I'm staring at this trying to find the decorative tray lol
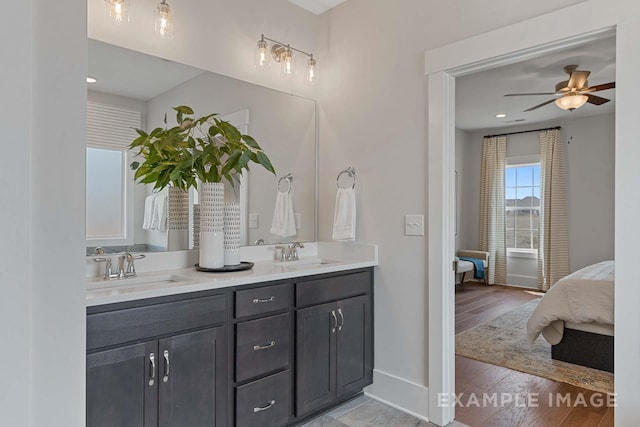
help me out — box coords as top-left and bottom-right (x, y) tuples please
(194, 261), (255, 273)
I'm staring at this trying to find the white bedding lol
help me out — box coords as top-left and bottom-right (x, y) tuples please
(526, 260), (615, 345)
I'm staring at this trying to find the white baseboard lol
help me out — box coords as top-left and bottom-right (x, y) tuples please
(364, 369), (430, 421)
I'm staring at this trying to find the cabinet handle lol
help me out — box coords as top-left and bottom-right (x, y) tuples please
(337, 308), (344, 331)
(253, 341), (276, 351)
(253, 400), (276, 413)
(162, 350), (170, 383)
(331, 310), (337, 333)
(148, 353), (156, 386)
(252, 296), (275, 304)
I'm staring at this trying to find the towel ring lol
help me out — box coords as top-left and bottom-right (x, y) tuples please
(336, 167), (356, 189)
(277, 173), (293, 194)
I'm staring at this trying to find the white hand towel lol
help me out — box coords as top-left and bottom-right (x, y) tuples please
(151, 195), (167, 231)
(332, 187), (356, 241)
(142, 195), (155, 230)
(270, 191), (297, 237)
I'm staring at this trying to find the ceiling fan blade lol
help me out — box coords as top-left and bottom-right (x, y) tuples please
(504, 93), (557, 97)
(568, 70), (590, 89)
(586, 94), (610, 105)
(587, 82), (615, 92)
(524, 99), (557, 112)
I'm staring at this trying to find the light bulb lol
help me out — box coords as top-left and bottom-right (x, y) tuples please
(555, 93), (588, 111)
(255, 38), (270, 69)
(154, 1), (174, 39)
(281, 47), (295, 78)
(306, 56), (317, 84)
(105, 0), (129, 23)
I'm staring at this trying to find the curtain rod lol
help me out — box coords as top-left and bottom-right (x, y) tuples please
(484, 126), (561, 139)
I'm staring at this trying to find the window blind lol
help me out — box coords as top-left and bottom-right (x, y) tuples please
(87, 101), (142, 148)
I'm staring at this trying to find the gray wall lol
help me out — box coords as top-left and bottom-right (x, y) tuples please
(456, 112), (615, 287)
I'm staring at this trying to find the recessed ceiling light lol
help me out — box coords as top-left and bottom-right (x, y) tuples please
(86, 77), (97, 83)
(495, 113), (507, 118)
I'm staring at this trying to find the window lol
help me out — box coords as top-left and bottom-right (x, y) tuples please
(505, 164), (540, 251)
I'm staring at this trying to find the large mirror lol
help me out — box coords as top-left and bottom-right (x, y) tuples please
(86, 39), (317, 255)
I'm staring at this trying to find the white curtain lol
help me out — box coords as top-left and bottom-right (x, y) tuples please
(538, 129), (569, 291)
(479, 136), (507, 285)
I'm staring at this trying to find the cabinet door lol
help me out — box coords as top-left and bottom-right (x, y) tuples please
(295, 301), (337, 416)
(87, 341), (158, 427)
(336, 295), (372, 398)
(158, 327), (227, 427)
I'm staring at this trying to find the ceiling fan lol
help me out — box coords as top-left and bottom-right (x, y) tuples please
(504, 65), (615, 112)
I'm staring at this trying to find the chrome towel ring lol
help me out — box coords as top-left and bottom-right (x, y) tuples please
(277, 173), (293, 194)
(336, 167), (356, 189)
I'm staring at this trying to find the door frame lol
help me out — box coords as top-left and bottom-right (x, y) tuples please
(425, 1), (640, 425)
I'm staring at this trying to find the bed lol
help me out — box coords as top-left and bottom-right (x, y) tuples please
(526, 260), (614, 372)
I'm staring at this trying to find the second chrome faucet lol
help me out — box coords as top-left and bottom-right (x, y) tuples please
(274, 242), (305, 262)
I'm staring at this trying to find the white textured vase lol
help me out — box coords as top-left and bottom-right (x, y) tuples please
(167, 187), (189, 251)
(199, 182), (225, 268)
(224, 203), (241, 266)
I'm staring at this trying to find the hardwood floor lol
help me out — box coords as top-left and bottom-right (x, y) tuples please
(455, 283), (614, 427)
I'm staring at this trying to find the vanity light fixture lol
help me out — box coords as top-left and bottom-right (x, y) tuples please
(105, 0), (130, 23)
(154, 0), (174, 39)
(255, 34), (318, 84)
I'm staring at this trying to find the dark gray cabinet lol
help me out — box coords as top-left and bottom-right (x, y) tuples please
(295, 270), (373, 419)
(86, 293), (228, 427)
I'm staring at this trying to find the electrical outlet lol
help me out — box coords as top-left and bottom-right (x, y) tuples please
(405, 215), (424, 236)
(249, 213), (259, 229)
(295, 213), (302, 229)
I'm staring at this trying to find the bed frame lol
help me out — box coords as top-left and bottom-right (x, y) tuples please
(551, 328), (614, 373)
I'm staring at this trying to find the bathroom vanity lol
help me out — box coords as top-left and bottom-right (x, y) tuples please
(86, 252), (375, 427)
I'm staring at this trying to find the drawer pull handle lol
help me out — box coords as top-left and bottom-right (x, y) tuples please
(338, 308), (344, 331)
(148, 353), (156, 386)
(162, 350), (170, 383)
(253, 296), (276, 304)
(331, 310), (338, 333)
(253, 341), (276, 351)
(253, 400), (276, 413)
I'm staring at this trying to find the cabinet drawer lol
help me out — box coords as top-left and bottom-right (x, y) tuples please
(87, 295), (226, 350)
(236, 313), (290, 383)
(236, 370), (290, 427)
(296, 270), (371, 307)
(235, 283), (290, 318)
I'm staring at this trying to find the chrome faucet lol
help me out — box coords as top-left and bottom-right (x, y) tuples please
(93, 256), (118, 280)
(286, 242), (305, 261)
(118, 252), (146, 278)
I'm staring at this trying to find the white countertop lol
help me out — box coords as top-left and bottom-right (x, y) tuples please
(86, 243), (378, 307)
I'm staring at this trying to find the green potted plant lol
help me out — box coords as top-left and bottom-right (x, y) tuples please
(129, 105), (276, 267)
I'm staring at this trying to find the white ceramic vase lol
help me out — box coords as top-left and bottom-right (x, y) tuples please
(224, 203), (241, 266)
(199, 182), (225, 268)
(167, 186), (189, 251)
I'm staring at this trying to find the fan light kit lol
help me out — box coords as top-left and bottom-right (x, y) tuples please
(255, 34), (318, 84)
(104, 0), (174, 39)
(505, 65), (615, 112)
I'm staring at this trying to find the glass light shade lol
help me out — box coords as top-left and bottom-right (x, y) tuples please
(555, 94), (588, 111)
(306, 57), (318, 84)
(281, 48), (296, 78)
(105, 0), (130, 23)
(254, 39), (270, 69)
(154, 1), (174, 39)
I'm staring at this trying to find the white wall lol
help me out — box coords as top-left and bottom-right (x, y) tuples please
(0, 0), (87, 425)
(457, 113), (615, 287)
(316, 0), (587, 416)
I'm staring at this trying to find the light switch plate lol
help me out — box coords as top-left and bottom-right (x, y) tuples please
(249, 213), (259, 229)
(405, 215), (424, 236)
(295, 213), (302, 229)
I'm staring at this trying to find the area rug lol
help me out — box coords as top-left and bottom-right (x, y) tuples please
(455, 299), (614, 394)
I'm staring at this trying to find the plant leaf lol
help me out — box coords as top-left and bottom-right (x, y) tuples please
(256, 151), (275, 174)
(241, 135), (261, 150)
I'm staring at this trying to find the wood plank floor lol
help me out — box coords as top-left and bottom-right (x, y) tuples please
(455, 283), (614, 427)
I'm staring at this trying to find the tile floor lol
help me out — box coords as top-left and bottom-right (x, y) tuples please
(301, 395), (469, 427)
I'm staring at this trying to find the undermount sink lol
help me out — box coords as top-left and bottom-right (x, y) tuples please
(273, 257), (338, 267)
(87, 274), (193, 291)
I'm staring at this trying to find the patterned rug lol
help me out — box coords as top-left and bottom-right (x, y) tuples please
(455, 299), (614, 394)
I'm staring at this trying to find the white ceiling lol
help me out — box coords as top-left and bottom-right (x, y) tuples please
(455, 37), (616, 131)
(88, 39), (204, 101)
(288, 0), (348, 15)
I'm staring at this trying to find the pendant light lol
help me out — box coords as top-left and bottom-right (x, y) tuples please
(105, 0), (130, 23)
(254, 35), (270, 69)
(154, 0), (174, 39)
(306, 55), (317, 84)
(281, 46), (296, 78)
